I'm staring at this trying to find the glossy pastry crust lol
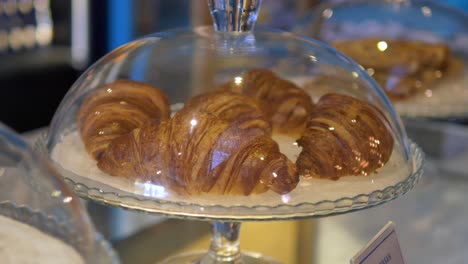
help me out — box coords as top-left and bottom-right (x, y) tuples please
(221, 69), (315, 134)
(296, 93), (394, 180)
(78, 80), (170, 159)
(97, 91), (299, 195)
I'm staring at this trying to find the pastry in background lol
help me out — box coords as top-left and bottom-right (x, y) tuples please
(331, 38), (464, 100)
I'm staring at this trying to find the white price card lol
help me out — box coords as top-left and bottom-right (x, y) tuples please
(351, 221), (405, 264)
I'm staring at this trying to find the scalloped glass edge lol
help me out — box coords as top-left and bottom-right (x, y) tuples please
(35, 133), (424, 221)
(0, 201), (120, 263)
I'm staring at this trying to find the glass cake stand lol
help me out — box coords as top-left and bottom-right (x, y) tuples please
(296, 0), (468, 119)
(37, 0), (424, 263)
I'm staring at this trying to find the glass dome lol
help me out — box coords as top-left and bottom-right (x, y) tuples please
(40, 1), (423, 220)
(0, 123), (118, 263)
(296, 0), (468, 118)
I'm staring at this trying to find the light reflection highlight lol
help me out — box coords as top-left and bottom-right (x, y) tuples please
(425, 89), (433, 98)
(63, 197), (73, 203)
(211, 150), (229, 169)
(190, 118), (198, 133)
(234, 76), (243, 85)
(322, 8), (333, 19)
(135, 180), (168, 198)
(421, 6), (432, 17)
(377, 41), (388, 52)
(51, 190), (62, 197)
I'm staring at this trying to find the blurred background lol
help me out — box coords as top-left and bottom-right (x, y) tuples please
(2, 1), (468, 263)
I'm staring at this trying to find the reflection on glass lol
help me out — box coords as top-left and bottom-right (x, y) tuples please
(297, 0), (468, 118)
(0, 123), (118, 263)
(376, 40), (388, 51)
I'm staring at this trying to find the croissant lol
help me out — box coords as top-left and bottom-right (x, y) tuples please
(97, 91), (299, 195)
(221, 69), (314, 134)
(296, 93), (394, 180)
(77, 80), (171, 159)
(372, 55), (465, 100)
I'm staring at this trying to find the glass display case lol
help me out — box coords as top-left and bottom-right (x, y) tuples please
(0, 123), (119, 263)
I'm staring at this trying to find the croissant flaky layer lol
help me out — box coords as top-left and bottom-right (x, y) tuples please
(78, 80), (171, 159)
(221, 69), (314, 134)
(296, 93), (394, 180)
(97, 91), (299, 195)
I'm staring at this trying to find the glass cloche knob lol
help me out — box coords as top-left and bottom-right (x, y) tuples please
(208, 0), (261, 32)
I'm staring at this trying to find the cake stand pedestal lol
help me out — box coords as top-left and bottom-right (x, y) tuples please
(161, 222), (279, 264)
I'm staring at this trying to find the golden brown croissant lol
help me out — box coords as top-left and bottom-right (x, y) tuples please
(77, 80), (170, 159)
(221, 69), (314, 134)
(97, 91), (299, 195)
(296, 93), (394, 180)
